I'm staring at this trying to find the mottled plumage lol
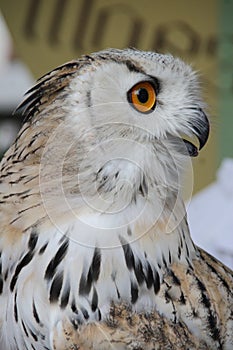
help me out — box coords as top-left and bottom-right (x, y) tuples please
(0, 48), (232, 350)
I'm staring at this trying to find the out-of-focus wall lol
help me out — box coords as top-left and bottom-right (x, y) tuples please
(219, 0), (233, 160)
(1, 0), (219, 193)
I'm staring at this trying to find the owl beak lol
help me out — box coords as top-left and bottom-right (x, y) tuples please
(182, 109), (210, 157)
(192, 109), (210, 150)
(167, 109), (209, 157)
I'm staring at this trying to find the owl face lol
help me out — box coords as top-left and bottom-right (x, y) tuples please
(66, 48), (209, 154)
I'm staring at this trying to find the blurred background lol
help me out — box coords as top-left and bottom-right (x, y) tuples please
(0, 0), (232, 267)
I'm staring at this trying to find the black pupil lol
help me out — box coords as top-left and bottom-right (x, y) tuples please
(137, 88), (149, 104)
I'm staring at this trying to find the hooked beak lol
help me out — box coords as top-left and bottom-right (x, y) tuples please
(166, 109), (210, 157)
(182, 108), (210, 157)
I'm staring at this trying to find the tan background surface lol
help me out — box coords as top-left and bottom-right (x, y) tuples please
(1, 0), (218, 194)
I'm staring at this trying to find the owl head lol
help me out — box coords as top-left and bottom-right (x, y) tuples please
(15, 48), (209, 230)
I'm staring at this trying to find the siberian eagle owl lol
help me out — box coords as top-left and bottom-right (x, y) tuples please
(0, 48), (232, 350)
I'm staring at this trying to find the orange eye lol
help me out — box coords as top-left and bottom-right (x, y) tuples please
(127, 81), (157, 114)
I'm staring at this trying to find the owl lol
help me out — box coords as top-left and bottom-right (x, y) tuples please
(0, 48), (232, 350)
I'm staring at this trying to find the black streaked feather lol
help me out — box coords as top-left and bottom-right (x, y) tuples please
(91, 287), (98, 312)
(60, 282), (70, 309)
(15, 61), (81, 123)
(153, 269), (160, 294)
(195, 275), (221, 342)
(39, 242), (48, 255)
(44, 239), (69, 280)
(29, 328), (38, 342)
(79, 248), (101, 295)
(10, 251), (35, 291)
(49, 271), (63, 303)
(145, 262), (154, 289)
(89, 247), (101, 282)
(21, 320), (29, 337)
(14, 292), (18, 323)
(28, 230), (38, 250)
(119, 236), (135, 270)
(32, 300), (40, 324)
(134, 260), (145, 285)
(168, 269), (181, 286)
(81, 307), (89, 320)
(131, 281), (139, 304)
(79, 272), (91, 295)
